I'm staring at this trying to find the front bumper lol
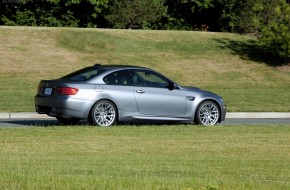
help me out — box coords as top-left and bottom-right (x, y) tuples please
(220, 104), (227, 122)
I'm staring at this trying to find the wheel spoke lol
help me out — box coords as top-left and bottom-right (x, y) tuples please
(97, 117), (102, 123)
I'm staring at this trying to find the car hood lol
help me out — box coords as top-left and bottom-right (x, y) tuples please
(180, 86), (221, 98)
(181, 86), (201, 91)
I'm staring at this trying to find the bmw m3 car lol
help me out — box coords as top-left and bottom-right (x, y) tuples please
(35, 64), (226, 126)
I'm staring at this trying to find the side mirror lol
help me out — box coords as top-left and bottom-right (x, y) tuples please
(168, 82), (176, 90)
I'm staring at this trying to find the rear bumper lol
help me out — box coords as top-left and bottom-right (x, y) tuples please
(34, 95), (95, 119)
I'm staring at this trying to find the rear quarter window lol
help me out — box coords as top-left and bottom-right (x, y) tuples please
(61, 67), (105, 81)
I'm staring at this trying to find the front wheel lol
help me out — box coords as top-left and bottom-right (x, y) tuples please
(90, 100), (117, 127)
(196, 100), (220, 126)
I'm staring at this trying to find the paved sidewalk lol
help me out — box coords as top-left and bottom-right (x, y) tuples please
(1, 112), (290, 119)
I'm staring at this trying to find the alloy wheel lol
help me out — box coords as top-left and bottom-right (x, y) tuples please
(92, 100), (117, 126)
(197, 101), (220, 126)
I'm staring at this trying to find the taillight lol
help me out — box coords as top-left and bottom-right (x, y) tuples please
(56, 87), (79, 95)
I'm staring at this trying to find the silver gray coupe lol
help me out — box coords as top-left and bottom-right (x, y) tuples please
(35, 64), (226, 126)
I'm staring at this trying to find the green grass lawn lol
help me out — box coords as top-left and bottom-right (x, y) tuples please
(1, 26), (289, 190)
(0, 125), (289, 190)
(0, 26), (290, 112)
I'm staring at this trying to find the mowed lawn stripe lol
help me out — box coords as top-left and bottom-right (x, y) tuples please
(0, 125), (289, 189)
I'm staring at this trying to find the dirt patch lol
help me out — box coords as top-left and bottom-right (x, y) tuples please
(277, 64), (290, 72)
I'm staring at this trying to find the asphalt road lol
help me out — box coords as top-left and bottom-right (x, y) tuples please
(0, 118), (290, 127)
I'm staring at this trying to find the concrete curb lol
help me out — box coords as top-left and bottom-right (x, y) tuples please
(226, 112), (290, 119)
(0, 112), (50, 119)
(1, 112), (290, 119)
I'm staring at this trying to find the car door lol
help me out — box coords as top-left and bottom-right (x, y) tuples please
(102, 70), (138, 112)
(129, 70), (186, 117)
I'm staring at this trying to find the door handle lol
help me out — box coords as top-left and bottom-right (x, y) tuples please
(136, 90), (145, 94)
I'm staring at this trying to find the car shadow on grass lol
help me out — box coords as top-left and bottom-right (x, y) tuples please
(1, 119), (195, 127)
(0, 119), (59, 127)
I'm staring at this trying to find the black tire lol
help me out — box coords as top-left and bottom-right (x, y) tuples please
(56, 116), (80, 125)
(90, 100), (117, 127)
(196, 100), (220, 126)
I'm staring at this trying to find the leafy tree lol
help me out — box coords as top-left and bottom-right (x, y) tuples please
(0, 0), (109, 27)
(259, 0), (290, 63)
(218, 0), (257, 33)
(165, 0), (255, 32)
(165, 0), (218, 30)
(106, 0), (167, 29)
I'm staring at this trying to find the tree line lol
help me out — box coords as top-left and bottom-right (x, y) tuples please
(0, 0), (289, 63)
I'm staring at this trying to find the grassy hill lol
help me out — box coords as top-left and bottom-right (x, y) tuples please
(0, 26), (289, 112)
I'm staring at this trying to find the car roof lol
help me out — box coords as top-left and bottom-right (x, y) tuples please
(92, 64), (149, 70)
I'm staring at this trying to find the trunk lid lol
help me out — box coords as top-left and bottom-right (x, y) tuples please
(37, 79), (67, 97)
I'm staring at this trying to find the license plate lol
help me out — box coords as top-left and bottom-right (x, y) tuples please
(44, 88), (52, 95)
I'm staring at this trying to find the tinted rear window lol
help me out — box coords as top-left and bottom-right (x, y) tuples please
(61, 67), (106, 81)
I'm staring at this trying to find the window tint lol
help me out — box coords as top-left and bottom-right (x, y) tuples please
(103, 70), (133, 86)
(129, 70), (169, 88)
(61, 67), (105, 81)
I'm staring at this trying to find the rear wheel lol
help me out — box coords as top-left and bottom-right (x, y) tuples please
(196, 100), (220, 126)
(90, 100), (117, 127)
(56, 116), (80, 125)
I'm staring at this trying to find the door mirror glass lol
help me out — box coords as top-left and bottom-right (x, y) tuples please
(167, 82), (176, 90)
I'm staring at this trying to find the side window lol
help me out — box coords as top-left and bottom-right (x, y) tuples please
(129, 70), (169, 88)
(61, 68), (105, 81)
(103, 70), (133, 86)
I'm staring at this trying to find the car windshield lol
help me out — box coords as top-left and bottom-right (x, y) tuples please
(61, 67), (106, 81)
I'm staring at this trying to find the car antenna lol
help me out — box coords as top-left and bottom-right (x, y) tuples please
(94, 64), (101, 68)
